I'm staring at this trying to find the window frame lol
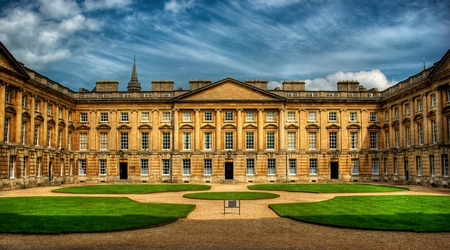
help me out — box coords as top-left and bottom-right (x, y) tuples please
(100, 112), (109, 122)
(120, 112), (129, 122)
(329, 112), (337, 122)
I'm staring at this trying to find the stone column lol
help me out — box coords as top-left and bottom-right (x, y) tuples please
(436, 89), (443, 143)
(0, 82), (5, 141)
(258, 109), (263, 151)
(173, 109), (179, 151)
(151, 110), (158, 151)
(423, 94), (429, 144)
(15, 89), (23, 144)
(194, 109), (200, 151)
(279, 108), (285, 150)
(215, 109), (221, 150)
(237, 109), (242, 151)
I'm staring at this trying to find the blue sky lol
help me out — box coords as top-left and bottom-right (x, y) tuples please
(1, 0), (449, 92)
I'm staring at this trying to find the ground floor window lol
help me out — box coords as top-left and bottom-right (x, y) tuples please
(351, 158), (359, 175)
(372, 158), (379, 175)
(140, 159), (148, 175)
(183, 159), (191, 175)
(430, 155), (435, 176)
(162, 159), (170, 175)
(99, 159), (107, 175)
(416, 156), (422, 176)
(289, 159), (296, 175)
(268, 159), (276, 175)
(384, 158), (388, 175)
(36, 157), (41, 177)
(204, 159), (212, 175)
(443, 154), (449, 177)
(9, 156), (15, 179)
(79, 159), (86, 175)
(246, 159), (254, 175)
(309, 158), (318, 175)
(394, 157), (398, 175)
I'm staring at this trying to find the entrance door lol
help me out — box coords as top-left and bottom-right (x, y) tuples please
(330, 162), (339, 179)
(404, 159), (409, 181)
(120, 163), (128, 179)
(48, 162), (53, 181)
(225, 162), (233, 179)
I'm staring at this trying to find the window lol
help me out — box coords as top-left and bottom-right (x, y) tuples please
(140, 159), (148, 175)
(80, 133), (87, 150)
(417, 99), (423, 111)
(266, 111), (274, 122)
(36, 157), (41, 177)
(289, 159), (296, 175)
(431, 93), (436, 107)
(431, 120), (437, 144)
(309, 132), (316, 150)
(9, 156), (14, 179)
(68, 132), (72, 150)
(369, 112), (377, 122)
(309, 158), (318, 175)
(416, 156), (422, 176)
(246, 112), (255, 122)
(395, 129), (399, 148)
(47, 104), (52, 115)
(225, 112), (233, 121)
(162, 132), (170, 150)
(57, 129), (62, 149)
(430, 155), (435, 176)
(100, 132), (108, 150)
(204, 112), (212, 122)
(225, 132), (233, 150)
(22, 95), (27, 107)
(246, 159), (254, 175)
(141, 112), (149, 122)
(99, 159), (107, 175)
(385, 111), (389, 121)
(204, 159), (212, 175)
(141, 132), (149, 150)
(34, 125), (40, 146)
(384, 158), (388, 175)
(443, 154), (449, 177)
(80, 113), (88, 122)
(183, 132), (192, 150)
(47, 128), (51, 148)
(350, 132), (358, 150)
(394, 107), (399, 118)
(4, 118), (10, 142)
(121, 112), (129, 122)
(288, 132), (296, 150)
(182, 159), (191, 175)
(406, 127), (411, 147)
(349, 112), (357, 122)
(246, 132), (254, 150)
(329, 112), (337, 122)
(266, 132), (275, 150)
(268, 159), (276, 175)
(385, 131), (390, 149)
(370, 132), (378, 150)
(447, 89), (450, 102)
(5, 89), (11, 102)
(58, 107), (63, 118)
(287, 112), (296, 122)
(100, 112), (108, 122)
(68, 111), (72, 121)
(162, 112), (171, 122)
(394, 157), (398, 175)
(35, 100), (41, 112)
(120, 132), (128, 150)
(204, 132), (212, 150)
(351, 158), (359, 175)
(329, 132), (337, 150)
(372, 158), (379, 175)
(183, 112), (191, 122)
(78, 159), (86, 175)
(405, 103), (410, 115)
(308, 112), (316, 122)
(21, 122), (26, 144)
(162, 159), (170, 175)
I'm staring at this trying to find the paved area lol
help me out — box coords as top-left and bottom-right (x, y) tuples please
(1, 184), (449, 250)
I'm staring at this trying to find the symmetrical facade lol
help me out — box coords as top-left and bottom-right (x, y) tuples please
(1, 42), (449, 189)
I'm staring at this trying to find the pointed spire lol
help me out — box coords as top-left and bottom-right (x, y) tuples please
(127, 56), (141, 92)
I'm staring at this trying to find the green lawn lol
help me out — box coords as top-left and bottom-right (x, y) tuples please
(53, 184), (211, 194)
(183, 192), (280, 200)
(248, 184), (408, 193)
(270, 195), (450, 232)
(0, 196), (195, 234)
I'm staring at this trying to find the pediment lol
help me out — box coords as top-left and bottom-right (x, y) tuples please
(306, 124), (320, 130)
(367, 124), (381, 130)
(117, 124), (132, 130)
(180, 124), (194, 129)
(201, 124), (215, 130)
(264, 124), (278, 129)
(442, 105), (450, 115)
(392, 120), (399, 127)
(0, 43), (30, 79)
(47, 119), (56, 126)
(22, 111), (31, 120)
(326, 124), (341, 130)
(428, 49), (450, 78)
(5, 106), (16, 115)
(346, 124), (360, 130)
(414, 113), (423, 121)
(35, 115), (44, 122)
(175, 78), (285, 102)
(402, 117), (410, 124)
(138, 124), (152, 130)
(222, 124), (237, 129)
(68, 124), (75, 130)
(428, 110), (436, 118)
(76, 125), (90, 130)
(243, 124), (257, 129)
(96, 124), (111, 130)
(382, 123), (390, 130)
(159, 124), (172, 130)
(285, 124), (299, 129)
(58, 121), (66, 127)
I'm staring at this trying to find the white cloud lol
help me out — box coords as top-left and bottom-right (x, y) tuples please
(83, 0), (133, 11)
(164, 0), (195, 13)
(37, 0), (80, 19)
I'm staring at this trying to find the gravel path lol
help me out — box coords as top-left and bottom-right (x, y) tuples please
(1, 184), (449, 250)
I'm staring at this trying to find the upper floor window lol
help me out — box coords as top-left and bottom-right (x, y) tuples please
(68, 111), (72, 121)
(22, 95), (27, 107)
(204, 111), (212, 122)
(267, 132), (275, 150)
(417, 98), (423, 111)
(79, 132), (87, 150)
(245, 112), (255, 122)
(162, 112), (171, 122)
(385, 111), (389, 121)
(309, 132), (316, 150)
(287, 112), (296, 122)
(141, 132), (149, 150)
(141, 112), (150, 122)
(183, 132), (192, 150)
(58, 107), (63, 118)
(431, 93), (436, 107)
(308, 111), (316, 122)
(329, 132), (337, 150)
(447, 89), (450, 102)
(246, 132), (254, 150)
(266, 111), (274, 122)
(405, 103), (410, 115)
(329, 112), (337, 122)
(120, 132), (129, 149)
(182, 112), (191, 122)
(162, 132), (171, 150)
(287, 132), (296, 150)
(369, 112), (377, 122)
(370, 131), (378, 150)
(47, 104), (52, 116)
(394, 107), (399, 118)
(35, 100), (41, 112)
(225, 132), (233, 150)
(349, 112), (357, 122)
(121, 112), (129, 122)
(80, 112), (88, 122)
(100, 132), (108, 150)
(100, 112), (109, 122)
(225, 112), (233, 122)
(5, 89), (11, 103)
(350, 132), (358, 150)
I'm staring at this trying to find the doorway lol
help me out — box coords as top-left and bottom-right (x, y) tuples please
(48, 162), (53, 181)
(330, 162), (339, 179)
(404, 159), (409, 181)
(225, 162), (233, 179)
(120, 162), (128, 179)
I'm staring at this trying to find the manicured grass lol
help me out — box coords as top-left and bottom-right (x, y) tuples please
(53, 184), (211, 194)
(248, 183), (408, 193)
(0, 196), (195, 234)
(183, 192), (280, 200)
(270, 195), (450, 232)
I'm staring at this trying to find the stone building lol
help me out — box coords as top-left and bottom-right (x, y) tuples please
(1, 42), (449, 189)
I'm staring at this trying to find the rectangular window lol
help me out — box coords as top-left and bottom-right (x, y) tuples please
(140, 159), (148, 175)
(34, 125), (40, 146)
(100, 132), (108, 150)
(351, 158), (359, 175)
(383, 131), (389, 149)
(100, 112), (108, 122)
(370, 112), (377, 122)
(384, 158), (388, 175)
(309, 158), (318, 175)
(225, 132), (233, 150)
(308, 112), (316, 122)
(329, 132), (337, 150)
(68, 111), (72, 121)
(225, 112), (233, 121)
(289, 159), (296, 175)
(141, 112), (150, 122)
(372, 158), (380, 175)
(162, 159), (170, 175)
(350, 132), (358, 150)
(329, 112), (337, 122)
(246, 159), (254, 175)
(443, 154), (449, 177)
(288, 132), (296, 150)
(406, 127), (411, 147)
(395, 107), (399, 118)
(385, 111), (389, 121)
(266, 111), (274, 122)
(416, 156), (422, 176)
(431, 93), (436, 107)
(162, 132), (171, 150)
(9, 156), (14, 179)
(268, 159), (276, 175)
(431, 120), (437, 144)
(35, 100), (41, 112)
(36, 157), (41, 177)
(204, 132), (212, 150)
(21, 122), (26, 144)
(430, 155), (435, 176)
(4, 118), (9, 142)
(141, 132), (149, 150)
(287, 112), (296, 122)
(120, 132), (128, 150)
(47, 104), (52, 116)
(47, 128), (51, 148)
(162, 112), (171, 122)
(182, 159), (191, 175)
(246, 132), (254, 150)
(68, 132), (72, 150)
(309, 132), (316, 150)
(394, 157), (398, 175)
(80, 112), (88, 122)
(5, 89), (11, 102)
(22, 95), (27, 107)
(370, 132), (378, 150)
(79, 159), (86, 175)
(57, 129), (62, 149)
(183, 132), (192, 150)
(204, 112), (212, 122)
(121, 112), (129, 122)
(267, 132), (275, 150)
(417, 99), (423, 111)
(418, 124), (423, 145)
(99, 159), (107, 175)
(204, 159), (212, 175)
(349, 112), (357, 122)
(58, 107), (63, 119)
(183, 112), (191, 122)
(395, 129), (399, 148)
(79, 133), (87, 150)
(405, 103), (410, 115)
(246, 112), (255, 122)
